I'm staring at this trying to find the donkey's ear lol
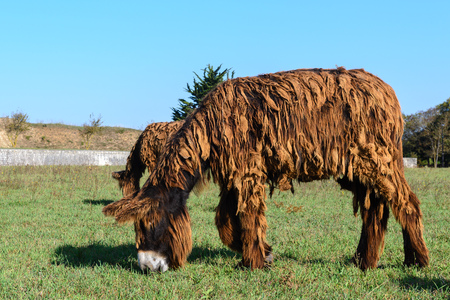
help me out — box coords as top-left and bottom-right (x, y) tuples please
(102, 193), (158, 224)
(111, 171), (125, 180)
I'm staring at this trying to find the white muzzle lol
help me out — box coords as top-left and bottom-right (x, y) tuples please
(137, 251), (169, 272)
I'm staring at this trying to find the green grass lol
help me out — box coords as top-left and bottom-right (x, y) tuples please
(0, 166), (448, 299)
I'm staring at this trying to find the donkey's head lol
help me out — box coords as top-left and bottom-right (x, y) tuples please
(102, 187), (192, 272)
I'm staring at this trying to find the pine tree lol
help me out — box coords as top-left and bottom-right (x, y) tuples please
(171, 64), (234, 121)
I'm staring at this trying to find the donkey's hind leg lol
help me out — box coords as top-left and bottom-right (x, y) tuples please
(392, 190), (429, 267)
(352, 182), (390, 270)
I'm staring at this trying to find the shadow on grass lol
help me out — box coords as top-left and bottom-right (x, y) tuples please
(282, 254), (416, 270)
(285, 254), (448, 293)
(53, 243), (238, 271)
(52, 242), (140, 271)
(82, 199), (115, 206)
(399, 274), (449, 294)
(188, 246), (238, 263)
(280, 253), (355, 267)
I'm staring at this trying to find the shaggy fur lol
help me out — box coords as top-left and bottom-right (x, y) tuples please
(103, 67), (429, 271)
(112, 121), (183, 196)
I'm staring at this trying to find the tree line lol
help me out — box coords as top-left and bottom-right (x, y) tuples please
(403, 98), (450, 167)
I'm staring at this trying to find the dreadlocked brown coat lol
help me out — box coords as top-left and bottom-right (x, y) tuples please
(104, 67), (429, 271)
(112, 121), (183, 196)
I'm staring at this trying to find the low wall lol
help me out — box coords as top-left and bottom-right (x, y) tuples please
(0, 149), (128, 166)
(0, 148), (419, 168)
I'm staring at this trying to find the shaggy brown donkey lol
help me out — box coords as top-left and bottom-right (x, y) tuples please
(103, 67), (429, 272)
(112, 121), (183, 196)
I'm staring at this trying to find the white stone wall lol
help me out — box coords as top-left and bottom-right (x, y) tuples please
(0, 149), (128, 166)
(0, 148), (419, 168)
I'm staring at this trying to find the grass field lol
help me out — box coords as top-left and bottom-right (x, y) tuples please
(0, 166), (448, 299)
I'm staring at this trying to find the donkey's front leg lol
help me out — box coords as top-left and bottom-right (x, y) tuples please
(239, 203), (270, 270)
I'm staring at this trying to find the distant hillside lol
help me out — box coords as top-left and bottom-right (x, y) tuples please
(0, 118), (142, 151)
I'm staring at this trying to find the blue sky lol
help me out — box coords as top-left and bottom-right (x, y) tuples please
(1, 1), (449, 130)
